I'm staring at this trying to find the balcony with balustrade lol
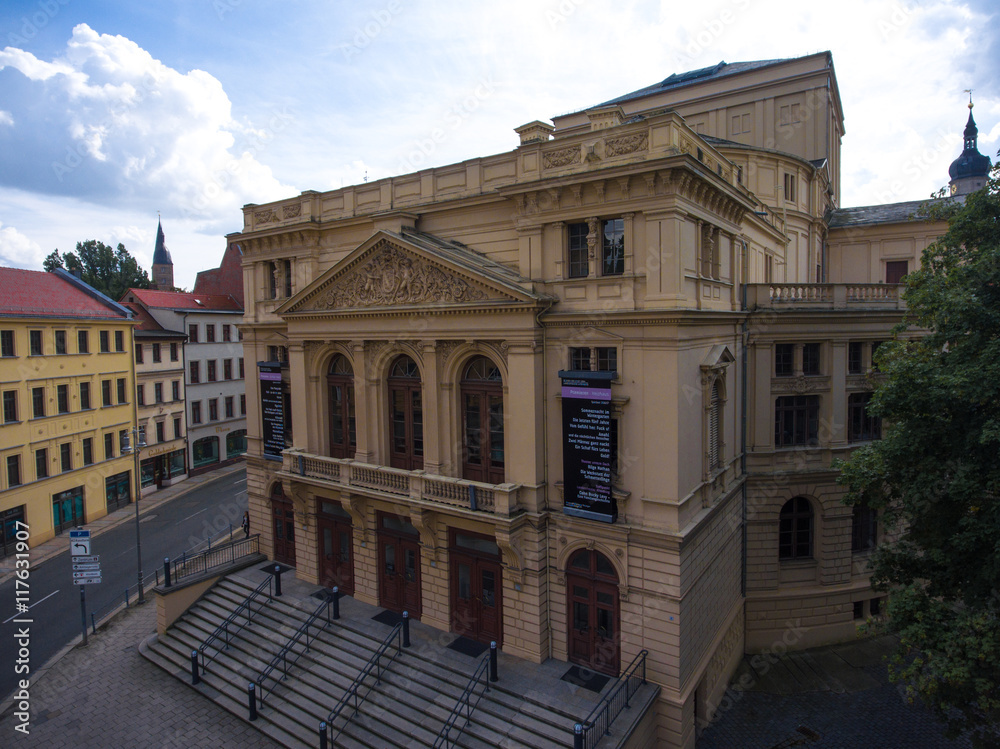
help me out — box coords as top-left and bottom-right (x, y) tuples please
(745, 283), (906, 310)
(278, 448), (522, 519)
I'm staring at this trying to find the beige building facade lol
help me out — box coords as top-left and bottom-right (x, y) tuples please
(232, 53), (980, 746)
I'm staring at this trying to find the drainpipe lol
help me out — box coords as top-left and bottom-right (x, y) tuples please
(740, 239), (749, 599)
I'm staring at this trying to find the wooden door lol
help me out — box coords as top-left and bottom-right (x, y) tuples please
(460, 357), (505, 484)
(378, 526), (421, 618)
(271, 493), (296, 567)
(388, 356), (423, 470)
(566, 549), (620, 675)
(450, 551), (502, 645)
(318, 516), (353, 594)
(327, 355), (356, 459)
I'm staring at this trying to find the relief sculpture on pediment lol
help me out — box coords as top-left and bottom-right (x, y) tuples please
(312, 246), (490, 309)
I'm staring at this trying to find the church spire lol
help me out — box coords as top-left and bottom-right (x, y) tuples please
(948, 93), (991, 196)
(151, 217), (175, 290)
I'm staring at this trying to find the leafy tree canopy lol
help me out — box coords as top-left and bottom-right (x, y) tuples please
(838, 163), (1000, 746)
(44, 240), (152, 301)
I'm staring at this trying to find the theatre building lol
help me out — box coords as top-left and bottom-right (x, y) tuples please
(233, 52), (989, 746)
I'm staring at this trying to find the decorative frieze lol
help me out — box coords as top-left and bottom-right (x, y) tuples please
(605, 132), (649, 157)
(543, 146), (582, 169)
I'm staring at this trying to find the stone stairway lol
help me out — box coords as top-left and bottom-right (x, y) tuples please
(140, 568), (659, 748)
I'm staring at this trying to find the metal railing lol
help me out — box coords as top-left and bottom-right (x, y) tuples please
(573, 650), (649, 749)
(169, 534), (260, 584)
(199, 574), (273, 672)
(323, 622), (405, 747)
(255, 595), (333, 705)
(432, 650), (492, 749)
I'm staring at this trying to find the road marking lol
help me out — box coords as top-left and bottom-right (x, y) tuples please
(232, 479), (246, 485)
(3, 589), (60, 624)
(180, 507), (210, 523)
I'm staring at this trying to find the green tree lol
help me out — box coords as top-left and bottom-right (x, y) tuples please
(44, 240), (152, 300)
(838, 164), (1000, 746)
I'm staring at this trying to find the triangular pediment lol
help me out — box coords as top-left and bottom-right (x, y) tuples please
(280, 231), (543, 316)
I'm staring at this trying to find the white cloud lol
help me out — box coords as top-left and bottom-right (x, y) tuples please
(0, 111), (12, 126)
(0, 23), (295, 222)
(0, 221), (44, 269)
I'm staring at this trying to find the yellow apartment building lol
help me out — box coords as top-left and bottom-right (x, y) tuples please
(1, 268), (137, 552)
(230, 52), (989, 747)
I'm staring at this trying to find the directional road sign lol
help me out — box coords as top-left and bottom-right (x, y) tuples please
(70, 538), (91, 556)
(76, 577), (102, 585)
(74, 555), (100, 564)
(73, 570), (102, 579)
(72, 563), (101, 571)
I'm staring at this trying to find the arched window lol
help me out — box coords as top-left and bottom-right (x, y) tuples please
(779, 497), (813, 560)
(388, 356), (423, 470)
(566, 548), (620, 675)
(461, 356), (504, 483)
(328, 355), (356, 459)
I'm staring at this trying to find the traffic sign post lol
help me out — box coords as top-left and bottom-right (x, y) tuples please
(71, 528), (100, 644)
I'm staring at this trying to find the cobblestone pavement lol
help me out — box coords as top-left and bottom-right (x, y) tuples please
(698, 637), (973, 749)
(0, 598), (279, 749)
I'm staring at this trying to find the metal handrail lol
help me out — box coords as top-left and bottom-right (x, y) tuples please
(171, 534), (260, 583)
(325, 622), (404, 746)
(432, 650), (491, 749)
(573, 650), (648, 749)
(255, 595), (332, 705)
(199, 574), (273, 671)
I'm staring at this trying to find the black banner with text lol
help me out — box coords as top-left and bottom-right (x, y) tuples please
(259, 362), (284, 459)
(559, 370), (616, 523)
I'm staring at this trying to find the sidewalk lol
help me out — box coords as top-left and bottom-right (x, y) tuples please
(0, 460), (247, 586)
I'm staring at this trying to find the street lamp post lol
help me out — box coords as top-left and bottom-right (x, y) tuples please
(122, 425), (147, 603)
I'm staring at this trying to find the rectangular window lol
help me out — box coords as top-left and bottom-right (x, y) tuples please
(104, 432), (114, 460)
(284, 259), (292, 297)
(205, 324), (216, 343)
(101, 380), (112, 407)
(3, 391), (17, 423)
(171, 380), (180, 401)
(100, 330), (110, 353)
(886, 260), (908, 285)
(207, 360), (217, 382)
(80, 382), (91, 410)
(32, 387), (45, 418)
(225, 396), (234, 418)
(848, 392), (882, 442)
(188, 323), (198, 343)
(60, 443), (72, 472)
(57, 384), (69, 414)
(602, 218), (624, 276)
(189, 361), (200, 383)
(55, 330), (67, 355)
(173, 417), (182, 439)
(222, 324), (231, 342)
(82, 438), (93, 466)
(136, 383), (145, 406)
(240, 394), (246, 416)
(802, 343), (821, 376)
(570, 347), (591, 371)
(77, 330), (89, 354)
(852, 506), (878, 552)
(152, 343), (161, 363)
(238, 357), (244, 379)
(119, 430), (129, 454)
(191, 401), (202, 424)
(774, 395), (820, 447)
(116, 378), (126, 404)
(1, 330), (14, 357)
(30, 330), (43, 355)
(848, 342), (864, 375)
(223, 359), (233, 380)
(114, 330), (124, 352)
(871, 341), (884, 372)
(170, 342), (178, 361)
(135, 343), (143, 364)
(154, 382), (163, 403)
(567, 223), (589, 279)
(596, 347), (617, 373)
(155, 421), (165, 443)
(7, 454), (21, 487)
(783, 172), (796, 203)
(35, 448), (48, 479)
(209, 398), (219, 421)
(775, 343), (794, 377)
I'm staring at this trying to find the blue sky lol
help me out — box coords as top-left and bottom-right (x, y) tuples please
(1, 0), (997, 289)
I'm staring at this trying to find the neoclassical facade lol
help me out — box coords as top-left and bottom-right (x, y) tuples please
(233, 53), (985, 747)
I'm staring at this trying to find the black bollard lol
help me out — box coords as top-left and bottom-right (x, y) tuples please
(331, 587), (340, 620)
(319, 721), (328, 749)
(191, 650), (200, 685)
(573, 723), (583, 749)
(402, 611), (410, 648)
(248, 683), (257, 721)
(489, 641), (498, 682)
(273, 564), (282, 597)
(163, 557), (171, 588)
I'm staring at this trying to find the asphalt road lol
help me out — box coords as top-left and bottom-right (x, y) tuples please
(0, 469), (247, 703)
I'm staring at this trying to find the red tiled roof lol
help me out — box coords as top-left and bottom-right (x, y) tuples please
(122, 302), (168, 332)
(125, 287), (242, 312)
(0, 268), (127, 319)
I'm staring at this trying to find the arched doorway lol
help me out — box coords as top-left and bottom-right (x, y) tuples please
(449, 530), (502, 645)
(316, 499), (353, 594)
(566, 548), (620, 675)
(388, 355), (423, 470)
(327, 355), (356, 459)
(377, 512), (421, 617)
(270, 484), (296, 567)
(460, 356), (504, 484)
